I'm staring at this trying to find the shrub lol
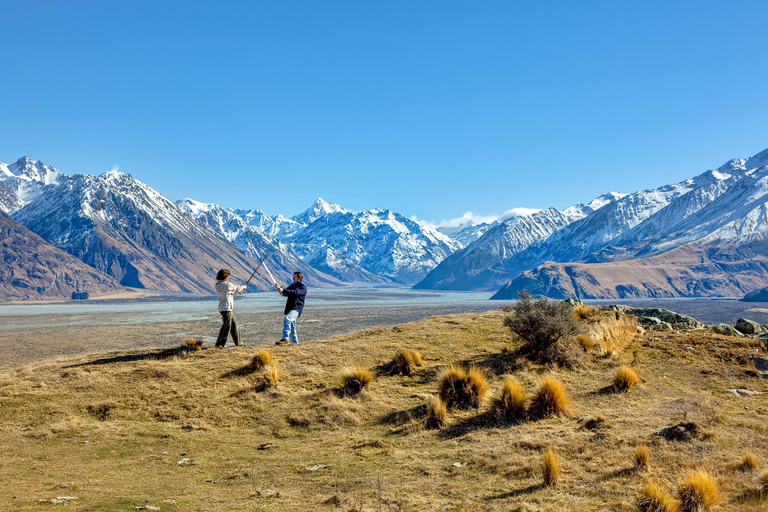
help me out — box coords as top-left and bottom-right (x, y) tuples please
(386, 348), (423, 376)
(541, 447), (559, 486)
(339, 367), (374, 397)
(504, 292), (579, 362)
(491, 376), (528, 424)
(438, 365), (488, 410)
(426, 395), (447, 429)
(529, 374), (572, 419)
(264, 366), (280, 388)
(183, 337), (203, 351)
(634, 445), (650, 472)
(613, 365), (639, 391)
(250, 349), (272, 369)
(577, 334), (594, 351)
(738, 452), (759, 472)
(677, 470), (719, 512)
(638, 481), (679, 512)
(572, 304), (601, 320)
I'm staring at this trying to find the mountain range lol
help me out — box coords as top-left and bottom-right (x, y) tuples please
(2, 147), (768, 301)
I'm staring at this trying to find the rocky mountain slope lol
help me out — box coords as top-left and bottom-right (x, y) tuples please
(492, 148), (768, 299)
(10, 167), (264, 293)
(0, 210), (124, 300)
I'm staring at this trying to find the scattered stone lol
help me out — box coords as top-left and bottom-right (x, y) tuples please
(712, 323), (744, 337)
(452, 462), (466, 468)
(52, 483), (76, 490)
(135, 506), (161, 511)
(305, 464), (330, 471)
(735, 318), (767, 336)
(49, 496), (79, 504)
(725, 389), (762, 397)
(755, 357), (768, 372)
(176, 458), (198, 465)
(655, 422), (698, 441)
(564, 298), (583, 306)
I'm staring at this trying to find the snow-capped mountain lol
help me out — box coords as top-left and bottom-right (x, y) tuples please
(437, 221), (495, 246)
(0, 156), (66, 206)
(11, 167), (263, 293)
(0, 182), (21, 212)
(234, 208), (304, 239)
(415, 192), (626, 291)
(492, 147), (768, 299)
(176, 199), (343, 286)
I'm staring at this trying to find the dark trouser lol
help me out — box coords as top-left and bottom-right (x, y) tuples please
(216, 311), (240, 347)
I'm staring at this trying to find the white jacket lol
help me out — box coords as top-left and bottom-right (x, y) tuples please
(215, 280), (246, 312)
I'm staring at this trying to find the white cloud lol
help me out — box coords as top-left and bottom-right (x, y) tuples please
(413, 208), (542, 230)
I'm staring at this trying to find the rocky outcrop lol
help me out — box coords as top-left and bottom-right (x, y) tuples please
(0, 211), (123, 300)
(712, 324), (745, 337)
(735, 318), (768, 336)
(598, 305), (704, 331)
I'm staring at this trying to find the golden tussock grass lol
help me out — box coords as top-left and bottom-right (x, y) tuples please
(529, 374), (572, 419)
(491, 376), (528, 424)
(386, 348), (423, 375)
(263, 365), (280, 388)
(338, 366), (374, 397)
(572, 304), (602, 321)
(738, 452), (759, 472)
(426, 395), (447, 429)
(638, 481), (680, 512)
(613, 364), (639, 391)
(577, 333), (595, 351)
(541, 447), (560, 486)
(250, 349), (272, 369)
(759, 470), (768, 497)
(183, 337), (203, 351)
(438, 364), (489, 409)
(635, 444), (650, 472)
(677, 470), (720, 512)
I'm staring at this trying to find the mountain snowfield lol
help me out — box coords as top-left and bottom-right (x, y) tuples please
(2, 147), (768, 300)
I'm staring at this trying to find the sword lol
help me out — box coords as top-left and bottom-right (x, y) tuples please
(245, 251), (270, 287)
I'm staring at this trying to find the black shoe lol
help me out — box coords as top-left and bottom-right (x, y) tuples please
(276, 339), (289, 345)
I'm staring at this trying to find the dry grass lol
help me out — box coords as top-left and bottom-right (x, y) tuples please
(529, 373), (572, 419)
(338, 366), (374, 397)
(638, 481), (680, 512)
(385, 348), (423, 375)
(183, 337), (203, 351)
(490, 376), (528, 424)
(613, 364), (639, 391)
(437, 364), (489, 409)
(426, 395), (447, 429)
(738, 452), (759, 472)
(759, 471), (768, 497)
(250, 348), (272, 369)
(577, 333), (595, 351)
(542, 447), (560, 486)
(263, 365), (280, 388)
(572, 304), (602, 320)
(635, 444), (650, 472)
(0, 310), (767, 511)
(677, 470), (720, 512)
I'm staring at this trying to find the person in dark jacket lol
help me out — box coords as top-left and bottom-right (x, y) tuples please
(275, 272), (307, 345)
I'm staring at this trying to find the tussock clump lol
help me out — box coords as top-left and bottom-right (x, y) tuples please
(572, 304), (601, 321)
(613, 365), (639, 391)
(437, 365), (488, 410)
(738, 452), (759, 472)
(86, 403), (114, 421)
(338, 367), (374, 397)
(385, 348), (423, 376)
(759, 470), (768, 497)
(541, 447), (560, 486)
(634, 445), (650, 471)
(263, 366), (280, 388)
(529, 374), (572, 419)
(491, 376), (528, 424)
(638, 481), (679, 512)
(426, 395), (447, 429)
(183, 337), (203, 352)
(503, 291), (579, 363)
(250, 349), (272, 370)
(577, 334), (595, 351)
(677, 470), (719, 512)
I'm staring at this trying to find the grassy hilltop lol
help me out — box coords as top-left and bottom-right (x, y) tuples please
(1, 307), (767, 511)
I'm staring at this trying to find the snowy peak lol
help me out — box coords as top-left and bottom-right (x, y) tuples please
(293, 197), (348, 225)
(0, 156), (68, 203)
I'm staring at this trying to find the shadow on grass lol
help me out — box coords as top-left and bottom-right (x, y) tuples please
(486, 482), (545, 500)
(64, 346), (201, 367)
(733, 489), (765, 506)
(596, 467), (636, 482)
(221, 365), (259, 378)
(379, 404), (427, 426)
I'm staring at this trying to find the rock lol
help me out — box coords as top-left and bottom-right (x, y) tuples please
(735, 318), (767, 336)
(655, 422), (698, 441)
(602, 306), (704, 331)
(638, 316), (673, 330)
(712, 323), (744, 337)
(564, 298), (583, 306)
(760, 334), (768, 351)
(304, 464), (330, 471)
(725, 389), (762, 396)
(755, 357), (768, 372)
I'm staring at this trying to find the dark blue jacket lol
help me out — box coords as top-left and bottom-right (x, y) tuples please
(282, 281), (307, 315)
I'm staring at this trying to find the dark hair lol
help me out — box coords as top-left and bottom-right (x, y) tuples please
(294, 272), (304, 281)
(216, 269), (230, 281)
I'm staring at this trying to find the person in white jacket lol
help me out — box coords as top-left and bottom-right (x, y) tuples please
(215, 269), (247, 347)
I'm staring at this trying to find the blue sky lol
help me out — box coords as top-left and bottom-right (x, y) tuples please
(2, 1), (767, 226)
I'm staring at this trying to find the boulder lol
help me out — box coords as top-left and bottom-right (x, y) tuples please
(735, 318), (767, 336)
(712, 323), (745, 337)
(603, 306), (704, 331)
(725, 389), (762, 397)
(638, 316), (673, 330)
(755, 357), (768, 372)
